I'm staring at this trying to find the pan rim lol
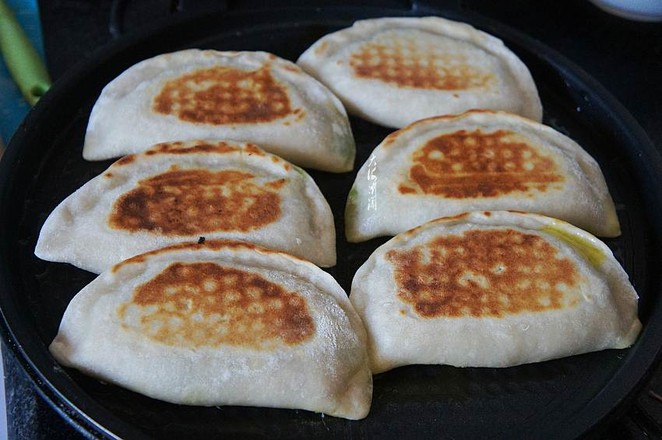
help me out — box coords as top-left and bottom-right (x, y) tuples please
(1, 5), (661, 439)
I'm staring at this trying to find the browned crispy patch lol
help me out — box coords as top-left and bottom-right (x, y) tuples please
(314, 41), (330, 56)
(349, 36), (493, 90)
(387, 228), (581, 318)
(398, 129), (564, 198)
(153, 65), (297, 124)
(108, 168), (282, 235)
(145, 141), (240, 156)
(117, 262), (315, 349)
(112, 239), (298, 273)
(115, 155), (137, 166)
(114, 141), (294, 175)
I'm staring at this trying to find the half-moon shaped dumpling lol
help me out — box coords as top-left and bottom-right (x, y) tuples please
(297, 16), (542, 128)
(49, 239), (372, 419)
(83, 49), (355, 173)
(350, 211), (641, 374)
(345, 110), (620, 242)
(36, 140), (336, 272)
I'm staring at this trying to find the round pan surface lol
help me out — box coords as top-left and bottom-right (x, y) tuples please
(1, 5), (662, 440)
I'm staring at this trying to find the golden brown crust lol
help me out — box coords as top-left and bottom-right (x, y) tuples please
(152, 65), (303, 125)
(348, 37), (493, 90)
(108, 168), (282, 235)
(398, 129), (564, 198)
(117, 262), (315, 349)
(386, 228), (581, 318)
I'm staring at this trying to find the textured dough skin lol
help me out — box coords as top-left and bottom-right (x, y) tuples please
(49, 240), (372, 420)
(345, 110), (620, 242)
(82, 49), (355, 173)
(350, 211), (641, 374)
(35, 140), (336, 273)
(297, 16), (543, 128)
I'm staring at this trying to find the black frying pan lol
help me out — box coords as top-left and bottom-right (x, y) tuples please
(1, 5), (662, 439)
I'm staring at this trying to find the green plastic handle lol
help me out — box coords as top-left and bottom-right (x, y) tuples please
(0, 0), (51, 106)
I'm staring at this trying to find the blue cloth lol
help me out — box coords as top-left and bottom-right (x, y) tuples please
(0, 0), (45, 145)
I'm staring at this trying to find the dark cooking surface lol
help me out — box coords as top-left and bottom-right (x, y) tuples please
(3, 1), (662, 439)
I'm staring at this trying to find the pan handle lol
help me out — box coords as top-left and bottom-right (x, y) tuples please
(0, 0), (51, 106)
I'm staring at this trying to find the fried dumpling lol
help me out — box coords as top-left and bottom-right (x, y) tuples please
(345, 110), (620, 242)
(297, 16), (542, 128)
(350, 211), (641, 374)
(35, 140), (336, 272)
(83, 49), (355, 173)
(49, 240), (372, 419)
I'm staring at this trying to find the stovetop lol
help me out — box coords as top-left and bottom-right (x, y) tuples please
(4, 0), (662, 438)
